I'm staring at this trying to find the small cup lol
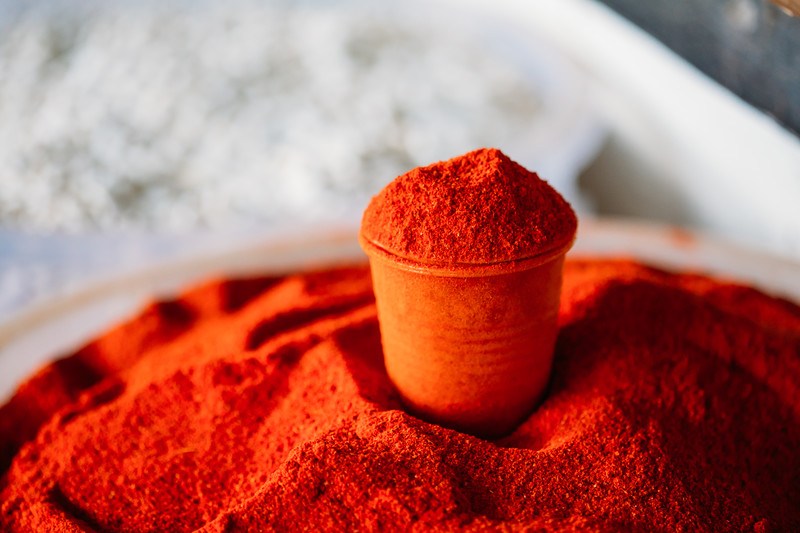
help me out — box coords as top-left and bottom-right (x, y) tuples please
(360, 235), (572, 438)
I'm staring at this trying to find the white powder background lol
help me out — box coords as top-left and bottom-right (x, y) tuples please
(0, 0), (603, 319)
(0, 0), (550, 231)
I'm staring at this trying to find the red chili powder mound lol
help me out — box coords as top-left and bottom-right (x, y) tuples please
(1, 259), (799, 531)
(360, 148), (577, 265)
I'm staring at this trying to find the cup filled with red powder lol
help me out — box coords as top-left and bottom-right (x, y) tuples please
(359, 148), (577, 437)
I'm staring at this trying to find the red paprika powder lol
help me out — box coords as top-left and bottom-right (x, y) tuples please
(1, 152), (799, 531)
(361, 147), (577, 266)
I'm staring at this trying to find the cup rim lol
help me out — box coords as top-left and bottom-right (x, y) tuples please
(358, 231), (575, 277)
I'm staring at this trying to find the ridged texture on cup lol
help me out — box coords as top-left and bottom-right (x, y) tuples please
(365, 244), (566, 438)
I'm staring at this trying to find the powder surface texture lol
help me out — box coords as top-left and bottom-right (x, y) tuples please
(1, 259), (799, 532)
(360, 148), (577, 265)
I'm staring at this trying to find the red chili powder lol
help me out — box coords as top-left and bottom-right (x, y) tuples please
(360, 148), (577, 265)
(1, 259), (798, 531)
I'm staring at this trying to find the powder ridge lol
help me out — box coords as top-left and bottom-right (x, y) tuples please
(1, 259), (799, 531)
(360, 148), (577, 265)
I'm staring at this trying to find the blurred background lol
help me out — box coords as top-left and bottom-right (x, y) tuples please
(1, 0), (799, 320)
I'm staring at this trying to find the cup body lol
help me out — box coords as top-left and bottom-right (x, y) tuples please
(363, 241), (566, 438)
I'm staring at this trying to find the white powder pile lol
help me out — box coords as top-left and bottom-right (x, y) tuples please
(0, 0), (541, 231)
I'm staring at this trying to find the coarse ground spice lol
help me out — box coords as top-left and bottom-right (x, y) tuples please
(360, 148), (577, 266)
(1, 258), (799, 531)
